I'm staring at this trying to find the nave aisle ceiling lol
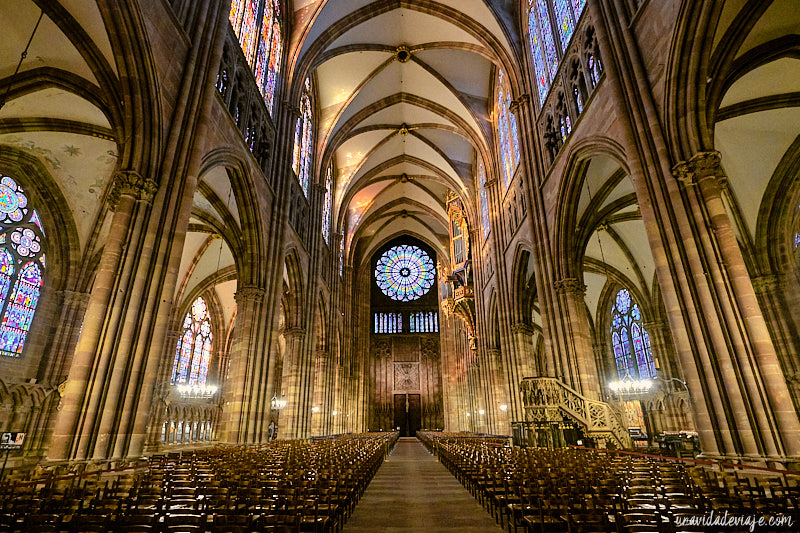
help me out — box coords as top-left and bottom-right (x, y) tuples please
(290, 0), (519, 265)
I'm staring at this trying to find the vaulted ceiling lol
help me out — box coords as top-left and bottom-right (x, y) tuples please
(289, 0), (518, 266)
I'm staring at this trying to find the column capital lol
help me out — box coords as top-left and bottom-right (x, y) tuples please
(234, 285), (266, 303)
(108, 170), (158, 209)
(554, 277), (586, 295)
(672, 151), (724, 187)
(511, 322), (535, 336)
(751, 274), (782, 292)
(510, 94), (530, 112)
(59, 289), (91, 306)
(282, 326), (306, 339)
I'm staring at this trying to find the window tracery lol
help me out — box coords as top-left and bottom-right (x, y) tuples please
(292, 78), (314, 197)
(322, 167), (332, 245)
(478, 162), (490, 239)
(0, 175), (44, 358)
(171, 296), (213, 386)
(496, 71), (520, 190)
(229, 0), (282, 116)
(610, 288), (656, 381)
(375, 245), (436, 302)
(528, 0), (587, 104)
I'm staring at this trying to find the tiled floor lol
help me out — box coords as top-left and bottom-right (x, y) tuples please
(343, 437), (502, 532)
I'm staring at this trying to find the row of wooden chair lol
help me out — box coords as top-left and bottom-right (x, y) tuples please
(0, 432), (397, 532)
(418, 431), (798, 533)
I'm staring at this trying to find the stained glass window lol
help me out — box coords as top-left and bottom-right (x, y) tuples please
(610, 288), (656, 380)
(794, 232), (799, 249)
(528, 7), (551, 103)
(528, 0), (585, 104)
(323, 167), (332, 245)
(534, 0), (558, 79)
(229, 0), (282, 116)
(293, 79), (313, 197)
(553, 0), (575, 51)
(171, 296), (213, 386)
(339, 235), (345, 277)
(375, 245), (436, 302)
(410, 311), (439, 333)
(0, 175), (44, 358)
(374, 312), (402, 334)
(265, 20), (282, 113)
(478, 162), (490, 238)
(572, 0), (587, 19)
(496, 71), (520, 190)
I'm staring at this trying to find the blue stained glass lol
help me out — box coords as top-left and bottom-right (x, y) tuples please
(339, 235), (344, 277)
(375, 245), (436, 302)
(478, 162), (490, 238)
(535, 0), (559, 78)
(323, 167), (332, 244)
(611, 288), (655, 381)
(794, 232), (800, 248)
(553, 0), (575, 51)
(293, 84), (313, 197)
(172, 296), (213, 385)
(616, 288), (631, 314)
(528, 8), (550, 104)
(496, 72), (519, 189)
(572, 0), (587, 18)
(0, 261), (41, 357)
(574, 86), (583, 113)
(30, 210), (44, 234)
(631, 323), (651, 379)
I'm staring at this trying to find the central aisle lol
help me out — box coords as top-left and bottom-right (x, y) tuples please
(343, 437), (502, 532)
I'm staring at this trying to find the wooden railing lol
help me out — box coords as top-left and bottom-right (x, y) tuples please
(520, 377), (631, 449)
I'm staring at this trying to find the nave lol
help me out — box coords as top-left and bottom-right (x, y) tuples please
(1, 431), (799, 532)
(342, 437), (499, 532)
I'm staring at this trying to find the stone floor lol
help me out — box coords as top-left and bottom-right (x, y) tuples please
(343, 437), (502, 532)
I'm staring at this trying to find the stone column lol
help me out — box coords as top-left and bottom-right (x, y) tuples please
(279, 327), (307, 439)
(220, 285), (268, 444)
(487, 347), (511, 431)
(311, 349), (329, 436)
(670, 152), (800, 460)
(553, 278), (600, 400)
(751, 274), (800, 406)
(49, 172), (157, 460)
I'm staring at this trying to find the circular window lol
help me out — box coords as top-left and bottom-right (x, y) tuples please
(375, 244), (436, 301)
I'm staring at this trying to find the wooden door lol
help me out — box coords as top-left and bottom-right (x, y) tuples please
(393, 393), (422, 437)
(393, 394), (407, 436)
(407, 394), (421, 436)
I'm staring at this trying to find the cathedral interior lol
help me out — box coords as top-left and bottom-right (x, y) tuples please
(0, 0), (799, 530)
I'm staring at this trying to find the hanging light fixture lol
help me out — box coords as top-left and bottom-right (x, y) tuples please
(0, 10), (44, 111)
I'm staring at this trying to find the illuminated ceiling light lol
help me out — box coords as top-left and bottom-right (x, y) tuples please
(311, 406), (320, 413)
(499, 404), (509, 412)
(478, 409), (485, 415)
(608, 378), (654, 395)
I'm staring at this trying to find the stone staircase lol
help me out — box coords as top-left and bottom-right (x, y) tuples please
(520, 377), (632, 449)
